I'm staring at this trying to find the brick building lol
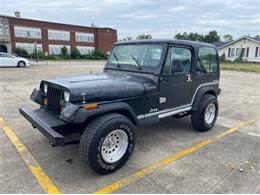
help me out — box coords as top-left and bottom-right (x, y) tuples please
(0, 13), (117, 56)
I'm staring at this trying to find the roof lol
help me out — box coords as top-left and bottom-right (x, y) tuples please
(0, 14), (116, 31)
(251, 37), (260, 42)
(213, 42), (229, 48)
(115, 39), (215, 48)
(213, 36), (260, 49)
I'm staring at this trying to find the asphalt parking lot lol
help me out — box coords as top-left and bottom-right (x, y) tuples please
(0, 61), (260, 193)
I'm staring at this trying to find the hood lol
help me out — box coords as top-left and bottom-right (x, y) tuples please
(42, 73), (157, 102)
(16, 57), (29, 62)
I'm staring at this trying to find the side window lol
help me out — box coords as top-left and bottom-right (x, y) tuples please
(197, 47), (218, 74)
(162, 47), (192, 74)
(1, 53), (12, 58)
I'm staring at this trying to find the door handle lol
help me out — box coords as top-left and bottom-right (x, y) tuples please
(185, 74), (192, 82)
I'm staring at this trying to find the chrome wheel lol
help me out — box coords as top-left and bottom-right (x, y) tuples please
(101, 129), (128, 163)
(204, 103), (216, 125)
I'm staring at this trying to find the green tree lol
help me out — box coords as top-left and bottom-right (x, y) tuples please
(136, 34), (152, 39)
(175, 31), (220, 43)
(61, 46), (68, 57)
(223, 34), (233, 42)
(203, 30), (220, 43)
(255, 35), (260, 38)
(123, 36), (132, 41)
(174, 32), (189, 40)
(70, 48), (81, 59)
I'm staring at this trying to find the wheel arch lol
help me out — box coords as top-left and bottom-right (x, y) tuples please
(192, 86), (217, 111)
(78, 102), (139, 127)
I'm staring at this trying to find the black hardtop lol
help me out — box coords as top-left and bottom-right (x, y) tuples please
(115, 39), (216, 49)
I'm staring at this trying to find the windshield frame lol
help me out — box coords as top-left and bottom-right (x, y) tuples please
(105, 42), (168, 74)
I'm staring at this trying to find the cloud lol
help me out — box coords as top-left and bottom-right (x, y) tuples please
(168, 6), (187, 12)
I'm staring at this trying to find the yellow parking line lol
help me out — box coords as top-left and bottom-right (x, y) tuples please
(0, 117), (61, 194)
(94, 116), (260, 194)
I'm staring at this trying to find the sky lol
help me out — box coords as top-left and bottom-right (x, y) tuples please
(0, 0), (259, 40)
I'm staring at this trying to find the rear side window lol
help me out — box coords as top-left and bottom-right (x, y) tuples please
(197, 47), (218, 74)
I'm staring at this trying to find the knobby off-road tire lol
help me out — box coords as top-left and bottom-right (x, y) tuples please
(191, 94), (218, 132)
(79, 113), (135, 175)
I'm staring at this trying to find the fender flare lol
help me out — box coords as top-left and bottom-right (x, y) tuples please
(191, 86), (217, 111)
(72, 102), (139, 125)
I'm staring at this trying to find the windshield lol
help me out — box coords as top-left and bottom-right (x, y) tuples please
(108, 44), (164, 69)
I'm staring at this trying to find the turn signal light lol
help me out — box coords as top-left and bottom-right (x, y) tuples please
(43, 98), (48, 105)
(83, 104), (97, 110)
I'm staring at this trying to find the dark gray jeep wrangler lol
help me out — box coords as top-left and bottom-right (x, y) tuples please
(20, 39), (221, 174)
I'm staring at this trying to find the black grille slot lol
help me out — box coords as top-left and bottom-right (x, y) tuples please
(46, 86), (62, 115)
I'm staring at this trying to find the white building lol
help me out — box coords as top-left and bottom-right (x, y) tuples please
(214, 36), (260, 62)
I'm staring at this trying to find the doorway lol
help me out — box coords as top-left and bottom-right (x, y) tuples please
(0, 44), (7, 53)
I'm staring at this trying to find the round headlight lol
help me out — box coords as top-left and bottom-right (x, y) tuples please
(64, 91), (70, 102)
(43, 84), (48, 94)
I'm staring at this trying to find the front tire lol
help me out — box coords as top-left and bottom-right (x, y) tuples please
(17, 61), (26, 68)
(191, 94), (218, 132)
(79, 113), (135, 175)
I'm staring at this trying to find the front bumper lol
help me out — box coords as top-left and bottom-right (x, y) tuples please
(19, 107), (67, 146)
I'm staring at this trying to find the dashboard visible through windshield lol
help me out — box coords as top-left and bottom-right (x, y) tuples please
(108, 44), (165, 69)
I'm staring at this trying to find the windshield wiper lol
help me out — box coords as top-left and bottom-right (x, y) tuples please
(130, 54), (142, 70)
(113, 53), (120, 68)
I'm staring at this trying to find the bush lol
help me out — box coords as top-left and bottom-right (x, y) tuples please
(61, 46), (68, 57)
(220, 53), (226, 63)
(91, 50), (106, 58)
(14, 48), (29, 58)
(71, 48), (81, 59)
(30, 51), (46, 60)
(46, 55), (61, 60)
(234, 48), (245, 63)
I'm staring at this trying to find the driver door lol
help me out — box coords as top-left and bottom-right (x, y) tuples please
(159, 45), (193, 110)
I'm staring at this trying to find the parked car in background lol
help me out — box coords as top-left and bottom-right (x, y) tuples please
(0, 52), (30, 68)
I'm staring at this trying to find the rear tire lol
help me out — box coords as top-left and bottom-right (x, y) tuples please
(79, 113), (135, 175)
(17, 61), (26, 68)
(191, 94), (218, 132)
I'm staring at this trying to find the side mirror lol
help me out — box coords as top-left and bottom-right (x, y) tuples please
(171, 59), (182, 73)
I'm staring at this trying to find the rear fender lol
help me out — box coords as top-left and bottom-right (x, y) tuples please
(192, 86), (218, 111)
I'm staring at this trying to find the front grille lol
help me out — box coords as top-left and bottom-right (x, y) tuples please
(46, 86), (62, 115)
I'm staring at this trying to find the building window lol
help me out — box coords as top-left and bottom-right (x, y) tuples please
(246, 47), (249, 57)
(0, 23), (4, 36)
(235, 48), (242, 57)
(76, 46), (95, 55)
(48, 45), (71, 55)
(48, 30), (70, 41)
(256, 47), (259, 57)
(197, 47), (218, 74)
(75, 32), (94, 42)
(14, 26), (42, 39)
(15, 43), (42, 54)
(230, 48), (235, 57)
